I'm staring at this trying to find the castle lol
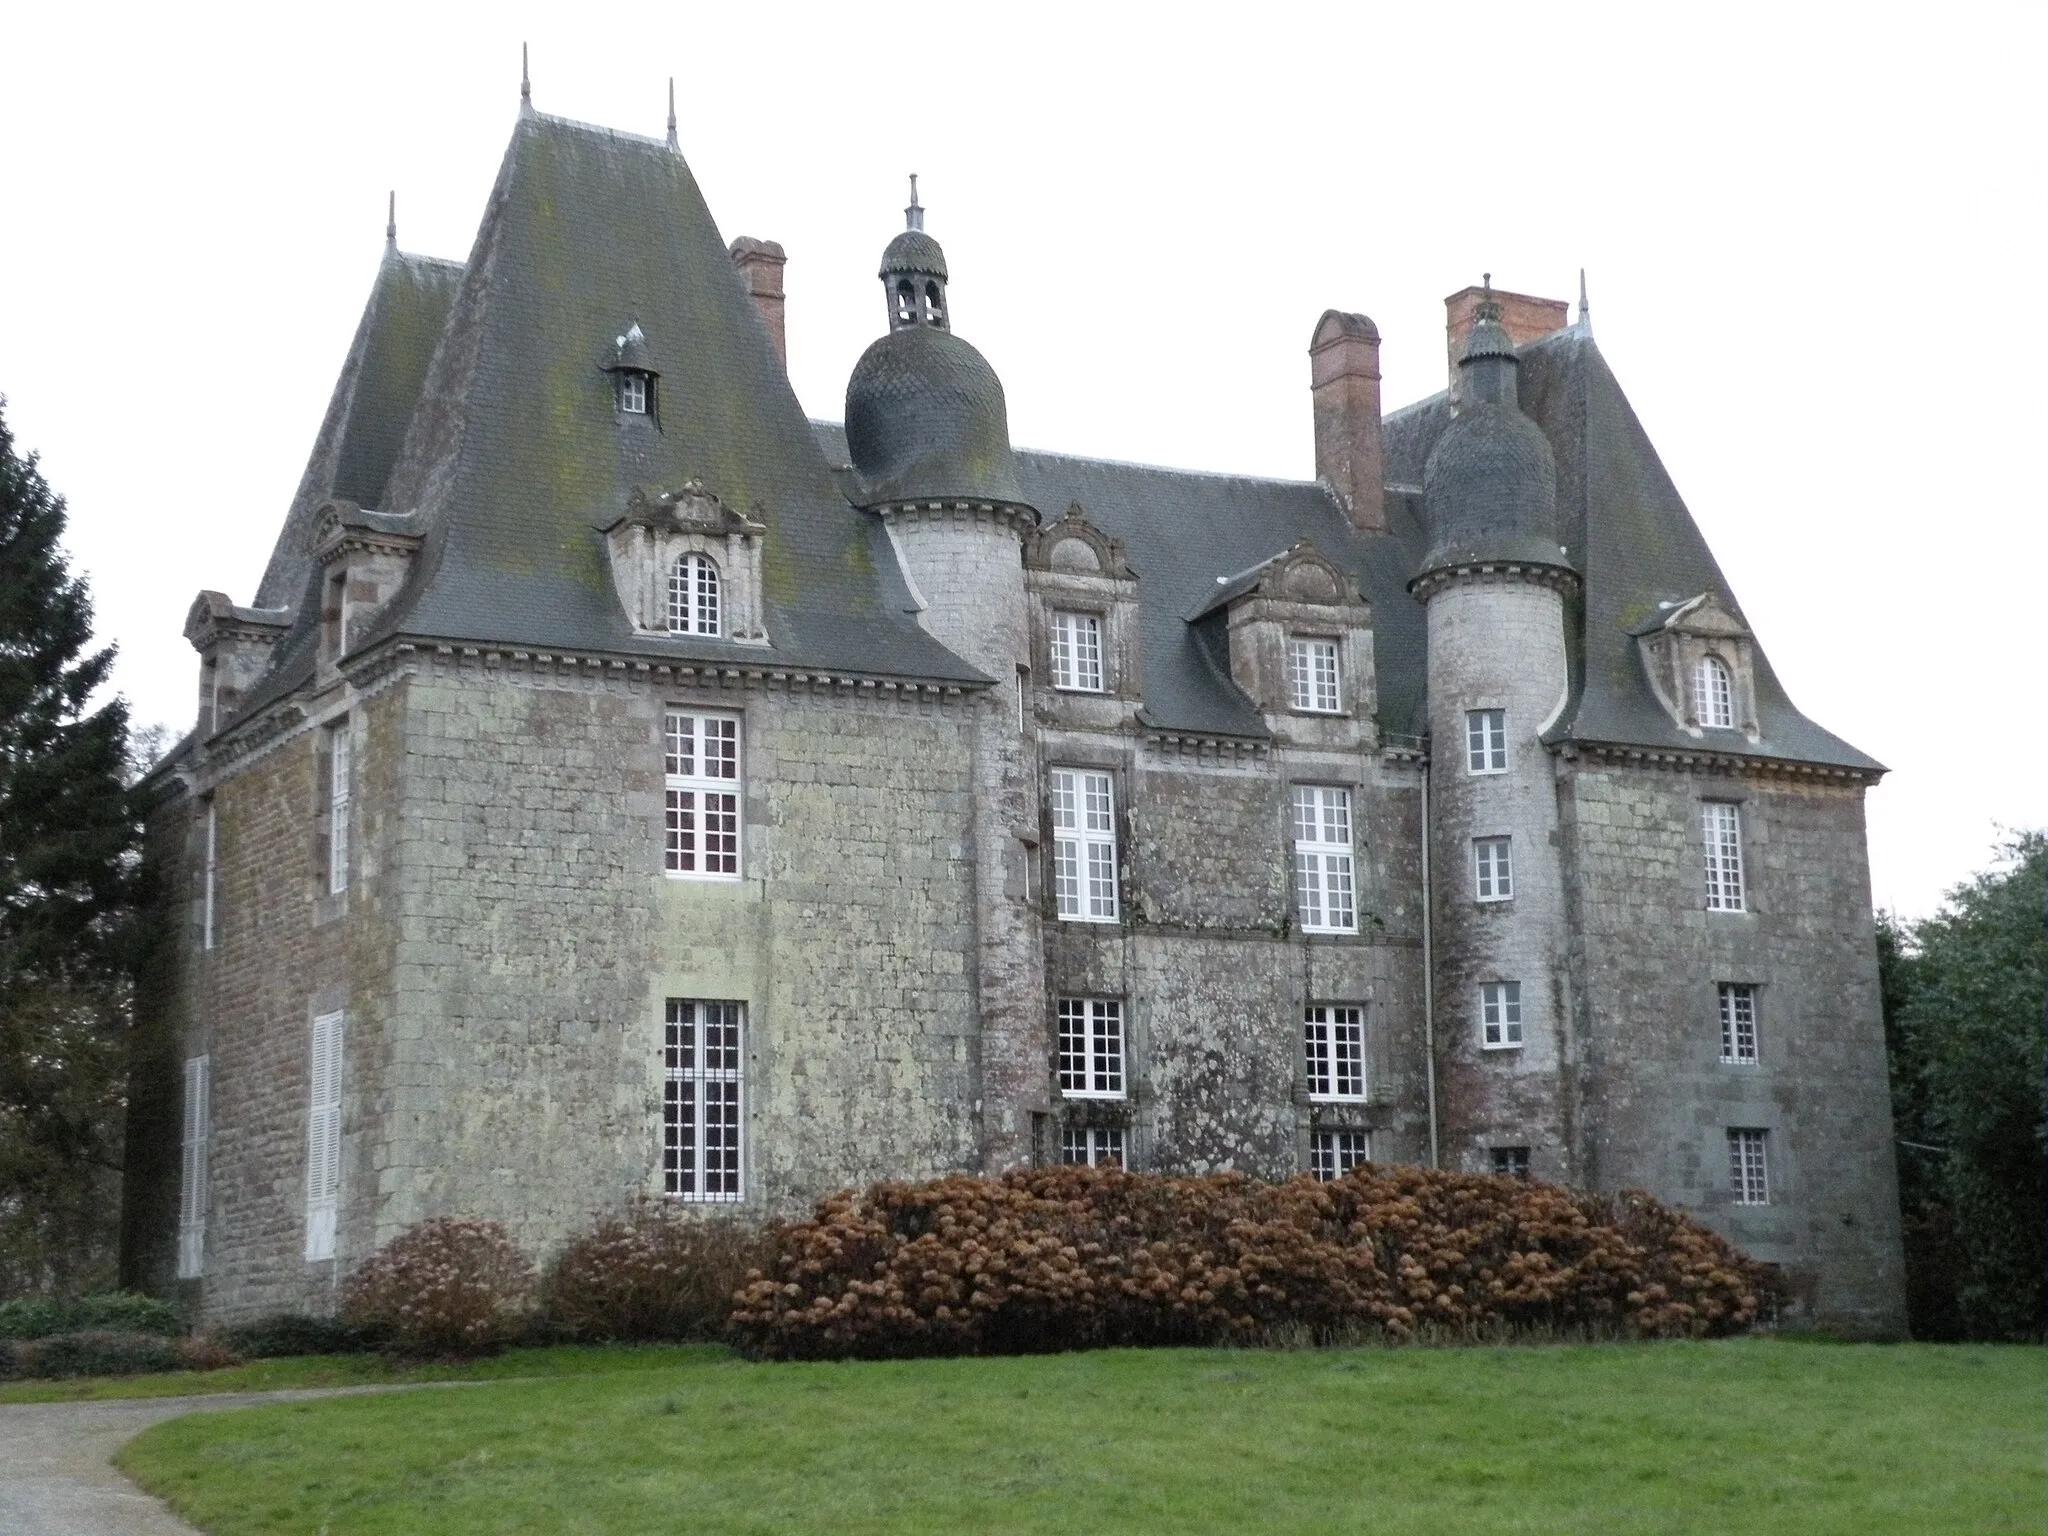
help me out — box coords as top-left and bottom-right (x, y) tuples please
(123, 91), (1906, 1332)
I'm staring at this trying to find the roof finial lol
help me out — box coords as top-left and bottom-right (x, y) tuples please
(1483, 272), (1492, 296)
(520, 42), (533, 116)
(665, 78), (678, 151)
(385, 191), (397, 250)
(1577, 268), (1591, 333)
(905, 174), (923, 232)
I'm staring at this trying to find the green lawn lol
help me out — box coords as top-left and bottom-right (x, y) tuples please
(117, 1340), (2042, 1535)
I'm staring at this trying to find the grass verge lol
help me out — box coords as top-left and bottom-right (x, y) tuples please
(116, 1339), (2043, 1534)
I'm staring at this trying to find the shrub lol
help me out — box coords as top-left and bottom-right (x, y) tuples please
(730, 1165), (1781, 1360)
(338, 1217), (534, 1358)
(0, 1291), (182, 1341)
(546, 1200), (773, 1343)
(220, 1313), (390, 1359)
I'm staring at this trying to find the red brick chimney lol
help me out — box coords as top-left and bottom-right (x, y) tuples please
(729, 237), (788, 367)
(1310, 310), (1386, 534)
(1444, 282), (1569, 395)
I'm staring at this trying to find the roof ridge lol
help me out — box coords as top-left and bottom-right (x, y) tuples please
(523, 109), (676, 154)
(1012, 444), (1325, 490)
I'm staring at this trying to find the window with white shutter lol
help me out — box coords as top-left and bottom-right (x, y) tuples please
(1303, 1005), (1366, 1100)
(304, 1010), (343, 1261)
(664, 999), (745, 1202)
(1703, 803), (1746, 912)
(664, 711), (741, 879)
(1291, 785), (1356, 933)
(1050, 768), (1119, 922)
(178, 1054), (210, 1279)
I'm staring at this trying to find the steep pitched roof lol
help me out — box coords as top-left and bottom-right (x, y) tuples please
(255, 249), (464, 611)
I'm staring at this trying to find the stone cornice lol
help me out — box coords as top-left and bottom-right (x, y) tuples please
(1407, 560), (1582, 603)
(873, 499), (1039, 537)
(1557, 737), (1884, 786)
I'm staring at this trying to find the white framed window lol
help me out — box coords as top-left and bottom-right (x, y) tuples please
(1728, 1128), (1770, 1205)
(326, 722), (351, 896)
(1490, 1145), (1531, 1179)
(305, 1009), (343, 1261)
(1474, 836), (1513, 901)
(1050, 768), (1119, 922)
(1719, 983), (1758, 1064)
(667, 552), (722, 637)
(1480, 981), (1523, 1049)
(178, 1054), (210, 1279)
(1466, 708), (1508, 773)
(1693, 655), (1734, 729)
(1061, 1124), (1124, 1167)
(1050, 611), (1105, 692)
(1304, 1005), (1366, 1100)
(202, 801), (218, 950)
(1703, 802), (1746, 912)
(1286, 636), (1342, 713)
(664, 710), (741, 879)
(1310, 1129), (1370, 1181)
(1291, 785), (1356, 934)
(619, 372), (649, 415)
(1057, 998), (1125, 1098)
(664, 999), (744, 1202)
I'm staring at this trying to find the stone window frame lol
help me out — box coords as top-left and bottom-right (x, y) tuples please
(664, 709), (742, 882)
(1206, 541), (1374, 729)
(1703, 801), (1747, 912)
(1466, 708), (1509, 774)
(1049, 766), (1120, 924)
(1056, 997), (1126, 1099)
(604, 484), (770, 646)
(177, 1053), (211, 1280)
(304, 1007), (344, 1262)
(1474, 835), (1514, 902)
(1049, 609), (1106, 693)
(1719, 983), (1760, 1065)
(1310, 1128), (1370, 1181)
(1027, 506), (1139, 710)
(201, 798), (219, 951)
(1062, 1124), (1125, 1167)
(1480, 981), (1523, 1050)
(1304, 1004), (1367, 1101)
(1727, 1127), (1771, 1205)
(1290, 782), (1358, 935)
(663, 999), (746, 1203)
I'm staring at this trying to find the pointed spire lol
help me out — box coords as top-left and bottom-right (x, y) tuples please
(1577, 268), (1592, 333)
(665, 78), (678, 151)
(519, 42), (533, 117)
(385, 190), (397, 251)
(905, 174), (923, 232)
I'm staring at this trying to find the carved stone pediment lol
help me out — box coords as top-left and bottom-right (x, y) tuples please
(601, 481), (770, 645)
(1635, 591), (1760, 740)
(1026, 503), (1135, 579)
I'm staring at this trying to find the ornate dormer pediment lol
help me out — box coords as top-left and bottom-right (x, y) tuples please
(1026, 503), (1136, 579)
(1634, 591), (1761, 741)
(1194, 539), (1377, 740)
(601, 481), (770, 645)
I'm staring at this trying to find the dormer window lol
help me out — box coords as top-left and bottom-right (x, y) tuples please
(1050, 611), (1104, 692)
(1693, 655), (1734, 729)
(669, 552), (721, 637)
(1286, 636), (1342, 713)
(619, 372), (650, 415)
(607, 322), (660, 420)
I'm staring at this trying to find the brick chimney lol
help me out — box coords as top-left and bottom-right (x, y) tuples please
(1310, 310), (1386, 534)
(1444, 282), (1569, 396)
(729, 237), (788, 367)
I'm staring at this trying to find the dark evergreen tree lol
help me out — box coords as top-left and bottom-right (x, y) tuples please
(0, 397), (142, 1296)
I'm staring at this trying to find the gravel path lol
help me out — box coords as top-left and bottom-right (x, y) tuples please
(0, 1384), (467, 1535)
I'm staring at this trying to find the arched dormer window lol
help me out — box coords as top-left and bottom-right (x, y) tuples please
(1693, 654), (1733, 728)
(669, 552), (722, 637)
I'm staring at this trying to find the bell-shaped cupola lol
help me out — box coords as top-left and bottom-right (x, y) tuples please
(844, 182), (1028, 510)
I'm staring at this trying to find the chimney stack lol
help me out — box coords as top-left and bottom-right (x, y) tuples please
(1310, 310), (1386, 534)
(729, 237), (788, 367)
(1443, 282), (1569, 397)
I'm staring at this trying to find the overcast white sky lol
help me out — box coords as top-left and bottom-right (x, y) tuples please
(2, 2), (2040, 918)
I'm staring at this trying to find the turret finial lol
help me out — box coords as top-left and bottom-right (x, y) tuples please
(1577, 268), (1591, 333)
(520, 43), (533, 116)
(905, 174), (923, 232)
(666, 78), (678, 151)
(1476, 272), (1501, 323)
(385, 191), (396, 250)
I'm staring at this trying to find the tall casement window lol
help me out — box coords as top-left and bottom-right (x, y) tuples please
(305, 1009), (343, 1261)
(1291, 785), (1356, 934)
(202, 800), (219, 950)
(1693, 655), (1734, 729)
(1062, 1125), (1125, 1167)
(1490, 1146), (1531, 1179)
(1719, 983), (1759, 1064)
(664, 710), (741, 879)
(1050, 768), (1119, 922)
(1050, 611), (1104, 692)
(663, 999), (744, 1202)
(1466, 708), (1508, 773)
(1057, 998), (1125, 1098)
(1474, 836), (1513, 902)
(1310, 1129), (1370, 1181)
(1286, 636), (1342, 713)
(1727, 1128), (1770, 1205)
(325, 722), (351, 896)
(1304, 1004), (1366, 1100)
(177, 1054), (211, 1279)
(1703, 802), (1746, 912)
(1480, 981), (1523, 1049)
(667, 553), (721, 637)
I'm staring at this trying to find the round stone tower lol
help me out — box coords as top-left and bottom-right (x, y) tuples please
(1411, 293), (1580, 1181)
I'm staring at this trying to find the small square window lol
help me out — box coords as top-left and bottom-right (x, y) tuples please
(1727, 1128), (1770, 1205)
(1474, 836), (1513, 902)
(1304, 1005), (1366, 1100)
(1050, 611), (1105, 692)
(1058, 998), (1125, 1098)
(1480, 981), (1523, 1049)
(1061, 1125), (1124, 1167)
(1286, 636), (1342, 713)
(1310, 1129), (1370, 1181)
(619, 372), (649, 414)
(1466, 709), (1508, 773)
(1719, 983), (1758, 1064)
(1490, 1146), (1531, 1179)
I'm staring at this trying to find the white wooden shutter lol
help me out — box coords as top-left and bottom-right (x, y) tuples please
(178, 1054), (210, 1278)
(304, 1010), (344, 1260)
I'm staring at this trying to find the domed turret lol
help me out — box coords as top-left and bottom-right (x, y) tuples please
(844, 179), (1027, 509)
(1417, 293), (1567, 575)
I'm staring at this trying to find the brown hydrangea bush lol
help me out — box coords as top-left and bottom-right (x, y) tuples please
(729, 1165), (1781, 1360)
(337, 1217), (534, 1357)
(545, 1200), (773, 1342)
